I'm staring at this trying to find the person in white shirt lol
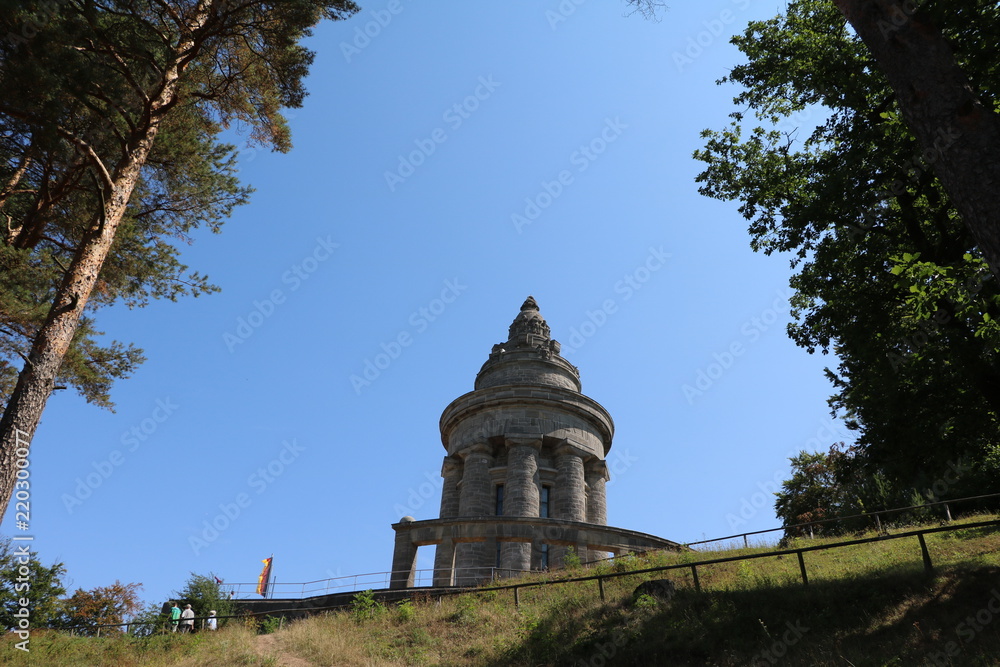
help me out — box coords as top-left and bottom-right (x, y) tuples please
(179, 604), (195, 633)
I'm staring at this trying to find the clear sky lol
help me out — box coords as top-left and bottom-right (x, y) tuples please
(6, 0), (854, 604)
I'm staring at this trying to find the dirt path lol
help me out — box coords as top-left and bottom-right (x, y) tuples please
(255, 633), (315, 667)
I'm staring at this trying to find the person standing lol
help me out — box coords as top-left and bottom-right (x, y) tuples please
(206, 610), (218, 631)
(169, 602), (181, 632)
(180, 604), (195, 633)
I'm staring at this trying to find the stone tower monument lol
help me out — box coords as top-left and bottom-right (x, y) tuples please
(389, 297), (680, 588)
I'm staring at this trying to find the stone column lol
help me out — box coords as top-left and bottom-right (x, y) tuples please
(433, 537), (455, 587)
(457, 444), (494, 516)
(455, 444), (494, 584)
(500, 438), (541, 575)
(389, 521), (417, 589)
(585, 459), (609, 525)
(554, 441), (587, 522)
(438, 456), (463, 518)
(584, 459), (610, 563)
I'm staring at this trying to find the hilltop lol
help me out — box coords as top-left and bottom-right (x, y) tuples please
(4, 515), (1000, 666)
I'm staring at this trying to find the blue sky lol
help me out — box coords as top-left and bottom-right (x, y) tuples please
(7, 0), (855, 604)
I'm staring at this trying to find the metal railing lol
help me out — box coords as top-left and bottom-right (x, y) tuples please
(448, 516), (1000, 607)
(682, 491), (1000, 549)
(72, 514), (1000, 636)
(221, 492), (1000, 599)
(223, 566), (529, 599)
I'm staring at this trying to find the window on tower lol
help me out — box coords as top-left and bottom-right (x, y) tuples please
(540, 486), (550, 518)
(495, 484), (504, 516)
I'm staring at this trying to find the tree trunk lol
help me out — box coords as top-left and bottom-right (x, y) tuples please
(0, 0), (216, 520)
(0, 149), (153, 520)
(832, 0), (1000, 282)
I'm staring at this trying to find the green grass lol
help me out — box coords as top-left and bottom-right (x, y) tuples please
(6, 514), (1000, 666)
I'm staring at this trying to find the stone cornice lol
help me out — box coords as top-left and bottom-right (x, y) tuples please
(440, 384), (614, 453)
(390, 515), (685, 552)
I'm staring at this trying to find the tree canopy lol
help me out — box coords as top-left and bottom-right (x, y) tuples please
(0, 536), (66, 630)
(0, 0), (358, 518)
(696, 0), (1000, 502)
(57, 580), (143, 635)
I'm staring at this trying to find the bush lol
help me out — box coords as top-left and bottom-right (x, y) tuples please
(172, 573), (233, 626)
(259, 615), (282, 634)
(350, 590), (384, 623)
(633, 593), (658, 609)
(449, 596), (477, 625)
(395, 599), (416, 623)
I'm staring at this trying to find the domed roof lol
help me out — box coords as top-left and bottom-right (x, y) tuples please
(474, 296), (580, 391)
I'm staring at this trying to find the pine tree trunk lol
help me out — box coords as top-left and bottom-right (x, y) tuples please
(833, 0), (1000, 281)
(0, 152), (152, 520)
(0, 0), (215, 520)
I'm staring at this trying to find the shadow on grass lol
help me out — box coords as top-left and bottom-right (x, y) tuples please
(486, 565), (1000, 666)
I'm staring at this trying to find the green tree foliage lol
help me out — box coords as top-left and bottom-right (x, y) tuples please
(0, 2), (252, 409)
(775, 450), (844, 536)
(174, 572), (231, 623)
(695, 0), (1000, 499)
(0, 536), (66, 630)
(0, 0), (359, 518)
(57, 580), (143, 635)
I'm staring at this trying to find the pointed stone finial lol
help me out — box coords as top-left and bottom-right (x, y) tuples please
(508, 295), (550, 345)
(475, 294), (581, 391)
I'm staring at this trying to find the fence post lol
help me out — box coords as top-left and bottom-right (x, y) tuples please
(918, 533), (934, 573)
(797, 551), (809, 586)
(875, 514), (883, 535)
(598, 576), (605, 602)
(944, 503), (952, 523)
(743, 534), (748, 548)
(690, 564), (701, 592)
(513, 586), (520, 608)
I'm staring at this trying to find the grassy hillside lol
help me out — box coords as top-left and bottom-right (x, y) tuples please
(5, 515), (1000, 666)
